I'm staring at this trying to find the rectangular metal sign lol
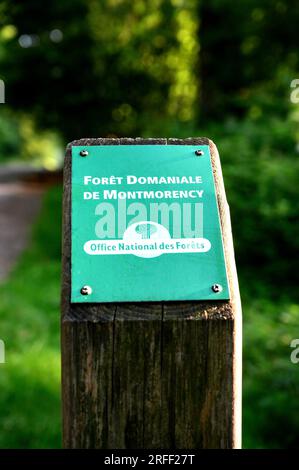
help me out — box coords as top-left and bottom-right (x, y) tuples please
(71, 145), (229, 302)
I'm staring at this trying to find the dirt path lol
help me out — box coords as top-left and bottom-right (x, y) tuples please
(0, 182), (45, 281)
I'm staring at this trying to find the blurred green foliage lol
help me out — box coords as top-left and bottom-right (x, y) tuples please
(0, 0), (299, 449)
(0, 112), (62, 168)
(0, 0), (199, 139)
(242, 294), (299, 448)
(0, 111), (22, 162)
(207, 117), (299, 292)
(200, 0), (299, 119)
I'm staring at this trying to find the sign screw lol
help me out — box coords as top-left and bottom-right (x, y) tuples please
(195, 149), (204, 156)
(80, 150), (89, 157)
(80, 285), (92, 296)
(212, 284), (223, 293)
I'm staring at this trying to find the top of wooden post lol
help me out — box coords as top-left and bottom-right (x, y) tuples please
(61, 137), (242, 449)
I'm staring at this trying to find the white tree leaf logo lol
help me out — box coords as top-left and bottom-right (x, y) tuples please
(135, 223), (157, 239)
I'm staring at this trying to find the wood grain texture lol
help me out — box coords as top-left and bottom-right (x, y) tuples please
(61, 137), (242, 449)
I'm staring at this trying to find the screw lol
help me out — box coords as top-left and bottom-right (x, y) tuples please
(195, 149), (204, 156)
(80, 285), (92, 296)
(80, 149), (89, 157)
(212, 284), (223, 293)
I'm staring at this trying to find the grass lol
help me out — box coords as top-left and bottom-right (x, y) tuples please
(0, 185), (299, 448)
(0, 185), (62, 448)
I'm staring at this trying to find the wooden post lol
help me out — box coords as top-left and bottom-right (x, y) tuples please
(61, 137), (242, 449)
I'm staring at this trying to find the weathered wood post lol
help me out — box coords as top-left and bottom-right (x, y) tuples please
(61, 137), (242, 449)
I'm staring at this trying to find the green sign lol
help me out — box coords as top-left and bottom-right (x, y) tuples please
(71, 145), (229, 302)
